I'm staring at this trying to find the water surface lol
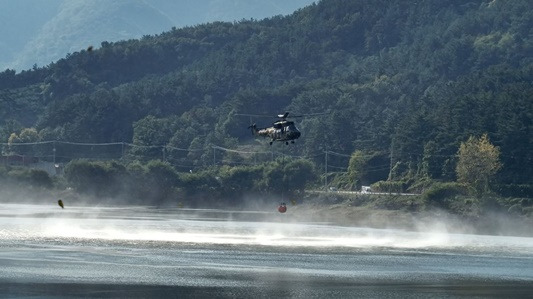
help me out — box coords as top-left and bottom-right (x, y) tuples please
(1, 204), (532, 298)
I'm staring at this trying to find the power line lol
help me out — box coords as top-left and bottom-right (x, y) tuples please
(2, 140), (528, 167)
(328, 165), (348, 171)
(212, 145), (271, 155)
(325, 150), (351, 158)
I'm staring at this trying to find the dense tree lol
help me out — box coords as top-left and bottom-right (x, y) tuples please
(456, 134), (502, 196)
(348, 150), (388, 189)
(143, 160), (181, 203)
(64, 160), (127, 197)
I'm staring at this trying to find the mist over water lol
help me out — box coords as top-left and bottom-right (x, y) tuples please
(1, 203), (533, 298)
(2, 203), (532, 254)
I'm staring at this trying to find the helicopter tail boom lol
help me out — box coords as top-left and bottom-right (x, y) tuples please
(248, 124), (272, 138)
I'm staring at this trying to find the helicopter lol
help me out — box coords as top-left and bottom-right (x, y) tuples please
(242, 112), (322, 145)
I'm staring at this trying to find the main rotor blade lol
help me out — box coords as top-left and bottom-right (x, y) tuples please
(289, 112), (329, 118)
(235, 113), (274, 118)
(236, 112), (328, 118)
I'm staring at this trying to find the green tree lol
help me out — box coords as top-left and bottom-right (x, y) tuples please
(131, 115), (178, 160)
(0, 120), (22, 144)
(421, 140), (441, 179)
(456, 134), (502, 195)
(143, 160), (181, 203)
(64, 160), (127, 197)
(218, 164), (263, 197)
(282, 159), (317, 194)
(348, 150), (388, 189)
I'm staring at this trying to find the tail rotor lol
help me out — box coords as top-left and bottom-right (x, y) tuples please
(248, 123), (257, 135)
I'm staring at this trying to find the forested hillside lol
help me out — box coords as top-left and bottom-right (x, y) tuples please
(1, 0), (532, 202)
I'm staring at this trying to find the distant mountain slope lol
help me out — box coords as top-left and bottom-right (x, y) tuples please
(0, 0), (62, 69)
(1, 0), (315, 71)
(9, 0), (173, 71)
(148, 0), (316, 27)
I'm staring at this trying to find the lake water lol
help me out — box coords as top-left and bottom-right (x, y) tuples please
(1, 203), (532, 298)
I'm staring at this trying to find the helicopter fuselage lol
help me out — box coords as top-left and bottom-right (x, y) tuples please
(250, 121), (301, 144)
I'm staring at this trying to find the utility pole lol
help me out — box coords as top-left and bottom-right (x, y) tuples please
(324, 149), (328, 191)
(388, 138), (394, 180)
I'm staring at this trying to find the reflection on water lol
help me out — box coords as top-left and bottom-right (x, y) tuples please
(1, 203), (533, 298)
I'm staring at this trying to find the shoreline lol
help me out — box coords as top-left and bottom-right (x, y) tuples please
(1, 185), (532, 237)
